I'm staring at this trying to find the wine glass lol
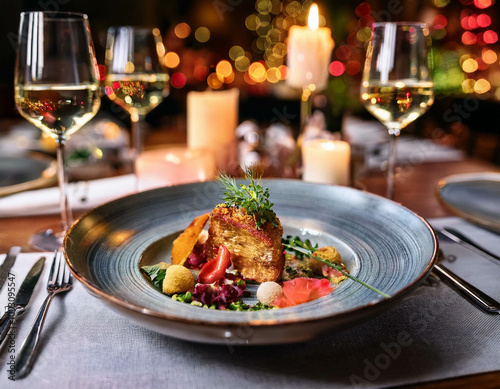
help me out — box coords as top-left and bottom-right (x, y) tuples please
(14, 12), (101, 251)
(361, 22), (434, 199)
(104, 27), (169, 157)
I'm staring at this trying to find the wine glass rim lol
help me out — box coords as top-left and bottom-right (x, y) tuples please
(107, 26), (159, 32)
(20, 11), (88, 20)
(372, 22), (427, 28)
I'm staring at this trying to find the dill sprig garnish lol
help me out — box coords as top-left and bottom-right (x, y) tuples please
(282, 236), (391, 298)
(218, 169), (277, 229)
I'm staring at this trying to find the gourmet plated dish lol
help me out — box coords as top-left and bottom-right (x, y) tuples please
(141, 170), (389, 311)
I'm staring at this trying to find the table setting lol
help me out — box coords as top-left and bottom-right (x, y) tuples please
(1, 2), (500, 388)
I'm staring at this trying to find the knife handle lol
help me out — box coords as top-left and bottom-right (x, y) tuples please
(15, 292), (55, 378)
(433, 264), (500, 314)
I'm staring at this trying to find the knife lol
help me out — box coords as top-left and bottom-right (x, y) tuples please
(0, 247), (22, 292)
(441, 226), (500, 262)
(0, 256), (46, 351)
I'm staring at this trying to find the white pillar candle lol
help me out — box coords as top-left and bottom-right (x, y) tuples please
(187, 89), (239, 169)
(135, 147), (216, 191)
(286, 3), (334, 91)
(302, 139), (351, 185)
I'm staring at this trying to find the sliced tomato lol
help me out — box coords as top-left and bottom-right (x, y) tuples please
(197, 245), (231, 284)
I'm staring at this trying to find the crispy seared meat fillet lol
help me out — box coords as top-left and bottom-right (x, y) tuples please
(205, 205), (284, 282)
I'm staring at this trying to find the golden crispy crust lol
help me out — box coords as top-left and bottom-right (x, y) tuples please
(205, 206), (284, 283)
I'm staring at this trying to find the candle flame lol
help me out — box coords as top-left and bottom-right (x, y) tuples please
(308, 3), (319, 31)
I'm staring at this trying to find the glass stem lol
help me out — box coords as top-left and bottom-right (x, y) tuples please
(386, 129), (399, 200)
(131, 112), (145, 156)
(56, 134), (72, 231)
(300, 86), (312, 135)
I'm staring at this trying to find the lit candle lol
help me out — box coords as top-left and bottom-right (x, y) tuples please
(302, 139), (351, 185)
(135, 147), (216, 191)
(187, 89), (239, 169)
(286, 3), (334, 91)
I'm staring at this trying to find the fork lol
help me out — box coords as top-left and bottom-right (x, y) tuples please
(15, 250), (74, 378)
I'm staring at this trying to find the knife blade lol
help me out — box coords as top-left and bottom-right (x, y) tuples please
(0, 256), (46, 351)
(441, 226), (500, 262)
(0, 247), (21, 292)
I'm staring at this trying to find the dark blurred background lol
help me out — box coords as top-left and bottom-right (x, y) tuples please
(1, 0), (499, 163)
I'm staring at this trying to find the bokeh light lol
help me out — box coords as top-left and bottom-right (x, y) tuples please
(329, 61), (345, 76)
(194, 27), (210, 43)
(483, 30), (498, 44)
(174, 23), (191, 39)
(216, 60), (233, 78)
(474, 0), (492, 9)
(474, 78), (491, 94)
(248, 62), (267, 83)
(164, 52), (180, 68)
(462, 79), (475, 94)
(462, 58), (479, 73)
(170, 72), (186, 89)
(462, 31), (477, 45)
(207, 73), (223, 89)
(482, 49), (498, 64)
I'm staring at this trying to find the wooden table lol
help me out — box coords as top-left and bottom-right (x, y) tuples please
(0, 156), (499, 388)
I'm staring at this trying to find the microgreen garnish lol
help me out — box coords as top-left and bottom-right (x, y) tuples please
(218, 169), (277, 229)
(282, 236), (391, 298)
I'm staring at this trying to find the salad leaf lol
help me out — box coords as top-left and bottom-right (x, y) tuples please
(141, 265), (166, 291)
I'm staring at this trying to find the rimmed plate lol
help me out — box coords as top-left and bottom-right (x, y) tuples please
(64, 180), (438, 345)
(0, 154), (57, 197)
(436, 172), (500, 233)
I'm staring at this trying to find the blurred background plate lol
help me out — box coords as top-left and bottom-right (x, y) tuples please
(437, 172), (500, 233)
(64, 180), (438, 345)
(0, 153), (57, 197)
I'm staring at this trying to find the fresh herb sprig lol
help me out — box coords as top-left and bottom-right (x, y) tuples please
(218, 169), (277, 229)
(282, 236), (391, 298)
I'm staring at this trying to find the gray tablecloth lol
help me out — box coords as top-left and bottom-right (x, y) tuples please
(1, 217), (499, 388)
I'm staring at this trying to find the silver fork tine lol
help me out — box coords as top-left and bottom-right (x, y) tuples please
(15, 250), (73, 379)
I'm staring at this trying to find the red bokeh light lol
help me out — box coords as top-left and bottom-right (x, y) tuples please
(468, 15), (478, 29)
(461, 17), (470, 30)
(336, 45), (352, 61)
(329, 61), (345, 76)
(193, 65), (208, 81)
(358, 15), (375, 28)
(483, 30), (498, 44)
(462, 31), (477, 45)
(355, 2), (371, 17)
(474, 0), (492, 8)
(477, 14), (491, 27)
(345, 61), (361, 76)
(433, 15), (448, 29)
(476, 57), (488, 70)
(171, 72), (187, 88)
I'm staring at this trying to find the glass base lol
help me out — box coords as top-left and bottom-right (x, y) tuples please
(29, 225), (65, 252)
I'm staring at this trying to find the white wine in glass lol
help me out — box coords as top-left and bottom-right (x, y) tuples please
(361, 23), (434, 199)
(14, 12), (101, 251)
(104, 27), (169, 155)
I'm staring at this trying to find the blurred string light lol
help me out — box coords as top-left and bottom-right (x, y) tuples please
(457, 0), (500, 98)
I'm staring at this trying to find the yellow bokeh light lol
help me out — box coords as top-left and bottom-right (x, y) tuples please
(462, 79), (475, 93)
(235, 56), (251, 72)
(459, 54), (472, 66)
(248, 62), (267, 83)
(164, 52), (180, 68)
(357, 27), (372, 43)
(462, 58), (479, 73)
(152, 28), (161, 37)
(245, 14), (261, 30)
(266, 67), (281, 83)
(216, 60), (233, 78)
(482, 49), (498, 65)
(207, 72), (223, 89)
(229, 45), (245, 61)
(194, 27), (210, 43)
(224, 72), (235, 84)
(174, 23), (191, 39)
(474, 79), (491, 94)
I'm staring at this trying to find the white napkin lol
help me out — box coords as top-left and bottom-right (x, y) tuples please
(0, 174), (136, 218)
